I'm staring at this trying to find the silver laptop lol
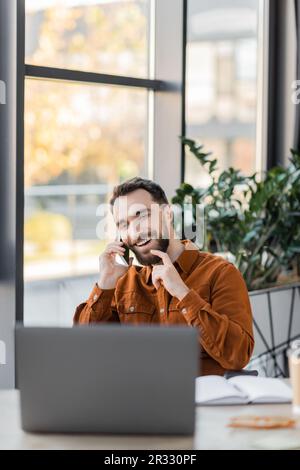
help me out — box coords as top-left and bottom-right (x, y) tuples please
(16, 325), (198, 435)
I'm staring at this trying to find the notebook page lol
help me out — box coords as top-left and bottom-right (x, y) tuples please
(228, 376), (292, 403)
(195, 375), (248, 405)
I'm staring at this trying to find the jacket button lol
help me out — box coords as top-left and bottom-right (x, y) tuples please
(129, 306), (135, 312)
(181, 307), (187, 314)
(93, 294), (98, 301)
(160, 308), (164, 314)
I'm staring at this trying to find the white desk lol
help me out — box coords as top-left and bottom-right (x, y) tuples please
(1, 390), (300, 450)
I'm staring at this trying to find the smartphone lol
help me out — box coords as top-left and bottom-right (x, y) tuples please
(122, 243), (130, 265)
(116, 234), (130, 266)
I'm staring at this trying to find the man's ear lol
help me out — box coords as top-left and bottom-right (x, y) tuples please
(164, 204), (174, 223)
(161, 204), (174, 239)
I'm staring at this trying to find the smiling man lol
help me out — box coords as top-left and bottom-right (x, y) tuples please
(74, 177), (254, 375)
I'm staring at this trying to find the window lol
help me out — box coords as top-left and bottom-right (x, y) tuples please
(24, 0), (153, 325)
(25, 0), (150, 77)
(24, 79), (147, 280)
(185, 0), (261, 187)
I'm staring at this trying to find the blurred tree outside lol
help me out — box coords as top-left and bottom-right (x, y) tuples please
(25, 0), (148, 188)
(25, 211), (72, 253)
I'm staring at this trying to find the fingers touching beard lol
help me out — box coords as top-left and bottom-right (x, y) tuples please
(130, 238), (169, 266)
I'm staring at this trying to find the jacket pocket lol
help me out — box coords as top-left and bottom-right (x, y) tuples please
(117, 292), (155, 324)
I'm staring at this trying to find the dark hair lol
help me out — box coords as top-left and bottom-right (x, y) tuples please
(109, 177), (169, 206)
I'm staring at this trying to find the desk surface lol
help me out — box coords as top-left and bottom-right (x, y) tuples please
(1, 389), (300, 450)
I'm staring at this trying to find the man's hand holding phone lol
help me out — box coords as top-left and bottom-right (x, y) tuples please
(98, 241), (132, 290)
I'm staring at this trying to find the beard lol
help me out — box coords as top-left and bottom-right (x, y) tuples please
(128, 236), (169, 266)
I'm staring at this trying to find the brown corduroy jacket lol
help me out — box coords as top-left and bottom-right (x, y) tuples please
(74, 240), (254, 376)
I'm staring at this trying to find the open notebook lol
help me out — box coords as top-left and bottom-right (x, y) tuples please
(195, 375), (292, 405)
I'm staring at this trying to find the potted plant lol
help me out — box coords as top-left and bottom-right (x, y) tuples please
(173, 138), (300, 376)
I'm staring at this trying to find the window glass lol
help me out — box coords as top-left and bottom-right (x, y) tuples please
(24, 79), (148, 325)
(185, 0), (260, 186)
(25, 0), (150, 78)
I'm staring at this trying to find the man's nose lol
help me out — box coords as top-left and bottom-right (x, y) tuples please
(127, 225), (140, 245)
(127, 229), (139, 245)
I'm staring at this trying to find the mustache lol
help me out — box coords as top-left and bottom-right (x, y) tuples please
(128, 232), (159, 248)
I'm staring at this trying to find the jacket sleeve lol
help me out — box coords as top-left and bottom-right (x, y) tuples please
(176, 263), (254, 370)
(73, 283), (119, 324)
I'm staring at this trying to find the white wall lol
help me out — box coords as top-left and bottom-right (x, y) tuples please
(152, 0), (184, 200)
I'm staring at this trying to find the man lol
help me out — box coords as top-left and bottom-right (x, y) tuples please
(74, 177), (254, 375)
